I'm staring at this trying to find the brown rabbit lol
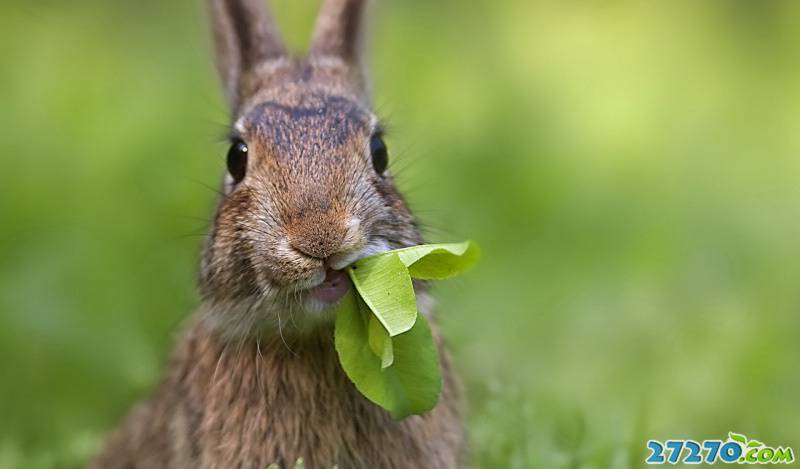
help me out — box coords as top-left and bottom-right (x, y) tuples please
(89, 0), (465, 467)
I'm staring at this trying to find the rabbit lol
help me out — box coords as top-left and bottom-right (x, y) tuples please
(88, 0), (466, 468)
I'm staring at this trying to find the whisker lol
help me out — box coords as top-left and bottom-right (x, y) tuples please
(212, 339), (230, 387)
(276, 306), (297, 356)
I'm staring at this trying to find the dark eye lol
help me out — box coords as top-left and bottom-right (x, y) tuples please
(226, 139), (248, 184)
(369, 134), (388, 175)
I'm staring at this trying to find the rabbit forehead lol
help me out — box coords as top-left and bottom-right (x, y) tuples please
(233, 87), (374, 170)
(243, 93), (373, 149)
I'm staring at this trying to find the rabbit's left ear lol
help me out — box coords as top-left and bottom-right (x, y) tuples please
(309, 0), (371, 92)
(208, 0), (287, 111)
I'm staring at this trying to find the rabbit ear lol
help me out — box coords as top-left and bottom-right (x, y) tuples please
(208, 0), (287, 110)
(309, 0), (370, 81)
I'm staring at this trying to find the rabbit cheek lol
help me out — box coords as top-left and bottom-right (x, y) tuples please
(200, 189), (268, 296)
(261, 243), (322, 287)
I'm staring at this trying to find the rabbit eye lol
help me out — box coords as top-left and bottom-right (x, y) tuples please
(226, 139), (248, 184)
(370, 134), (388, 175)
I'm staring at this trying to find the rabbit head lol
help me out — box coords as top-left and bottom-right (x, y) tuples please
(200, 0), (422, 338)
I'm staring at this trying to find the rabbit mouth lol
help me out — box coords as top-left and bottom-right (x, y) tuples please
(307, 268), (350, 304)
(299, 238), (393, 310)
(200, 239), (402, 339)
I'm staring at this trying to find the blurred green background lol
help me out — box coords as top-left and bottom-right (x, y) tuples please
(1, 0), (799, 467)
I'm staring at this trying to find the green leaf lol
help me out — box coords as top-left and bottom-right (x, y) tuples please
(333, 241), (477, 418)
(335, 292), (442, 419)
(729, 432), (747, 444)
(347, 252), (417, 336)
(368, 312), (394, 369)
(390, 241), (480, 280)
(747, 440), (764, 448)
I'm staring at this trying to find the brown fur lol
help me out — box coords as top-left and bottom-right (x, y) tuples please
(90, 320), (463, 469)
(90, 1), (465, 467)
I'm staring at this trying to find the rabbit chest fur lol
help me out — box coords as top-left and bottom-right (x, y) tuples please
(90, 319), (464, 468)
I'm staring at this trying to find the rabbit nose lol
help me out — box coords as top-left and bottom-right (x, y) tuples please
(287, 212), (347, 260)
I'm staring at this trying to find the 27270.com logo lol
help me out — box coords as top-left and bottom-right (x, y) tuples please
(646, 432), (794, 465)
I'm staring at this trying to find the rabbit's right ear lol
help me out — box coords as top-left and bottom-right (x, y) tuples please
(208, 0), (286, 111)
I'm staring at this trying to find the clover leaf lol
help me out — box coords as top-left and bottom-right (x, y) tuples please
(334, 241), (478, 419)
(348, 252), (417, 337)
(392, 241), (480, 280)
(368, 313), (394, 369)
(335, 290), (441, 419)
